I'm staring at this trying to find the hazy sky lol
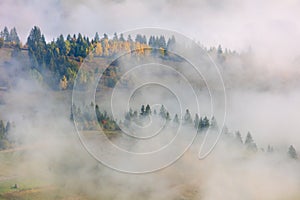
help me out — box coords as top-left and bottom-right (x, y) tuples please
(1, 0), (300, 63)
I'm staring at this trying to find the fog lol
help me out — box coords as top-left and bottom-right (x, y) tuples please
(1, 0), (300, 199)
(1, 0), (300, 68)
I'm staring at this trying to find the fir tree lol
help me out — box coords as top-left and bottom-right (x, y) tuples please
(173, 114), (179, 124)
(288, 145), (298, 159)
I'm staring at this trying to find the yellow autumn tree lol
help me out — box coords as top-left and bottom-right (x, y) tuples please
(95, 42), (103, 56)
(102, 39), (110, 57)
(59, 75), (68, 90)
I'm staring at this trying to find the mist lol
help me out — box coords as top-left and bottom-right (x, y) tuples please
(1, 0), (300, 69)
(1, 0), (300, 199)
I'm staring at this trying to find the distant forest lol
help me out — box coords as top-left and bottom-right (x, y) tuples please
(0, 26), (238, 90)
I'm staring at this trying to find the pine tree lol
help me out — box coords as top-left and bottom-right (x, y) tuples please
(0, 120), (5, 139)
(244, 132), (253, 144)
(119, 34), (125, 42)
(113, 32), (118, 41)
(167, 35), (176, 50)
(95, 105), (101, 123)
(27, 26), (47, 68)
(9, 27), (20, 44)
(140, 105), (145, 116)
(173, 114), (179, 124)
(210, 116), (218, 129)
(235, 131), (243, 144)
(194, 114), (199, 129)
(217, 44), (223, 54)
(159, 105), (166, 118)
(245, 132), (257, 152)
(202, 116), (210, 128)
(145, 104), (151, 115)
(5, 121), (11, 136)
(288, 145), (298, 159)
(3, 27), (9, 42)
(184, 109), (192, 124)
(127, 35), (133, 42)
(94, 32), (100, 42)
(166, 112), (171, 121)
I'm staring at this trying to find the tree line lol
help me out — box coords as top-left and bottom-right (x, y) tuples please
(24, 26), (177, 90)
(0, 26), (20, 48)
(0, 120), (13, 150)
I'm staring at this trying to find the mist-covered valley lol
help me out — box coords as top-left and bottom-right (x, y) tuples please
(1, 0), (300, 199)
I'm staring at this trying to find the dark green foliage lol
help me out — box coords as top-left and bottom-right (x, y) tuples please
(288, 145), (297, 159)
(184, 109), (192, 124)
(27, 26), (47, 68)
(0, 120), (12, 150)
(145, 104), (151, 115)
(2, 26), (9, 41)
(198, 116), (209, 130)
(95, 104), (119, 131)
(0, 120), (5, 140)
(140, 105), (145, 115)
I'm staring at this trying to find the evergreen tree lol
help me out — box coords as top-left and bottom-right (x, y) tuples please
(0, 120), (5, 139)
(202, 116), (210, 128)
(159, 105), (166, 118)
(9, 27), (20, 43)
(288, 145), (298, 159)
(198, 117), (203, 132)
(245, 132), (257, 151)
(194, 114), (199, 129)
(119, 34), (125, 42)
(5, 121), (11, 135)
(184, 109), (192, 124)
(167, 35), (176, 50)
(173, 114), (179, 124)
(113, 32), (118, 41)
(140, 105), (145, 116)
(235, 131), (243, 144)
(217, 44), (223, 54)
(244, 132), (253, 144)
(56, 34), (67, 55)
(3, 26), (9, 42)
(127, 35), (133, 42)
(166, 112), (171, 121)
(27, 26), (47, 68)
(94, 32), (100, 42)
(158, 35), (166, 49)
(210, 116), (218, 130)
(145, 104), (151, 115)
(95, 105), (101, 123)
